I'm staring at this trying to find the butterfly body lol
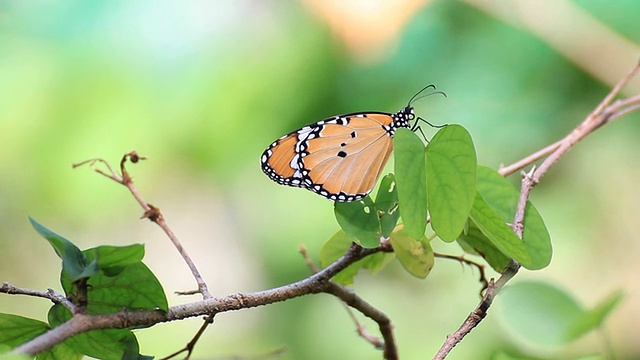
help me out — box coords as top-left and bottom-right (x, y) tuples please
(261, 105), (415, 201)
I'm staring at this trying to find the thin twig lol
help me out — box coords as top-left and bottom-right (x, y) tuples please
(607, 101), (640, 122)
(499, 60), (640, 177)
(322, 282), (397, 360)
(533, 60), (640, 183)
(1, 282), (75, 312)
(298, 247), (385, 351)
(433, 263), (519, 360)
(72, 158), (122, 183)
(74, 152), (212, 299)
(175, 289), (201, 296)
(160, 313), (215, 360)
(433, 253), (489, 295)
(433, 59), (640, 360)
(298, 246), (395, 359)
(498, 140), (561, 177)
(299, 246), (321, 273)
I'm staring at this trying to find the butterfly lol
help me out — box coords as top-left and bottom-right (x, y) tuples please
(260, 85), (442, 202)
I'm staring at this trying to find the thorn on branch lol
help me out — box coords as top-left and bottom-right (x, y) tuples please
(521, 165), (538, 186)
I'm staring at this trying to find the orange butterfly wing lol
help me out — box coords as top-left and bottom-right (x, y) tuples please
(261, 132), (306, 188)
(261, 107), (414, 201)
(302, 115), (396, 200)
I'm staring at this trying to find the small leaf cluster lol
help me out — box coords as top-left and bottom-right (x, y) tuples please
(323, 124), (552, 283)
(0, 218), (168, 359)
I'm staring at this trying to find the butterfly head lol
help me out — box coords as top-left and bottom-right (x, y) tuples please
(405, 85), (447, 134)
(403, 105), (416, 121)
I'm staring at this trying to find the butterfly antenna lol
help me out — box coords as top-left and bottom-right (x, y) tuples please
(408, 84), (437, 105)
(407, 85), (447, 141)
(411, 90), (447, 105)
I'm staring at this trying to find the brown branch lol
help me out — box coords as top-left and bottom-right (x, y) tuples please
(73, 152), (212, 299)
(433, 253), (489, 294)
(159, 313), (214, 360)
(498, 140), (561, 177)
(433, 263), (519, 359)
(434, 59), (640, 360)
(323, 282), (396, 360)
(0, 282), (74, 312)
(298, 245), (397, 359)
(12, 243), (383, 356)
(499, 60), (640, 177)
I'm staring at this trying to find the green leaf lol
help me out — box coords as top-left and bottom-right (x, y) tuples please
(476, 166), (552, 270)
(48, 305), (146, 360)
(501, 284), (622, 348)
(61, 259), (168, 313)
(37, 341), (83, 360)
(389, 230), (434, 278)
(426, 125), (477, 241)
(0, 313), (49, 349)
(0, 317), (82, 360)
(458, 220), (511, 272)
(320, 230), (394, 285)
(567, 289), (624, 341)
(85, 244), (145, 277)
(393, 128), (427, 239)
(518, 202), (551, 270)
(374, 174), (400, 237)
(29, 217), (98, 282)
(469, 193), (531, 265)
(360, 251), (395, 275)
(320, 231), (359, 284)
(334, 197), (381, 248)
(499, 281), (583, 347)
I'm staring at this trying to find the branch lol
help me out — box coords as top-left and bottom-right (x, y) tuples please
(433, 263), (519, 360)
(299, 245), (397, 359)
(73, 152), (212, 299)
(322, 282), (397, 360)
(0, 282), (74, 312)
(433, 253), (489, 294)
(499, 60), (640, 177)
(434, 59), (640, 359)
(12, 243), (384, 356)
(159, 313), (214, 360)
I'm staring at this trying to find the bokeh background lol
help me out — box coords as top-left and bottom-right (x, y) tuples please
(1, 1), (640, 359)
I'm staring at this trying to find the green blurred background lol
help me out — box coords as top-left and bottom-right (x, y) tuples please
(1, 0), (640, 359)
